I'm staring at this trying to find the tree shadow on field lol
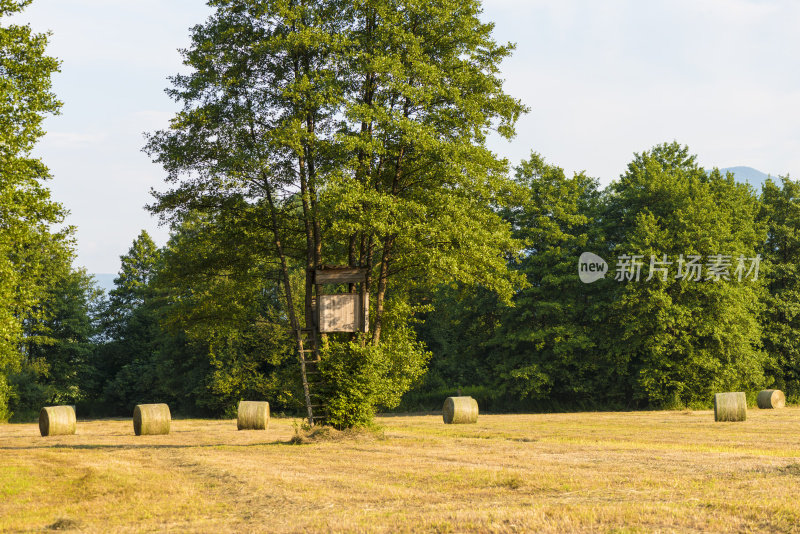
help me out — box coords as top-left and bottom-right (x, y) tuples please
(1, 424), (386, 450)
(0, 440), (295, 451)
(376, 411), (441, 417)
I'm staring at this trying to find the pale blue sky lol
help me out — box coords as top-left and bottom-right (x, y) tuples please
(10, 0), (800, 274)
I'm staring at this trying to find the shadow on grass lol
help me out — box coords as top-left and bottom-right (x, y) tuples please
(1, 420), (385, 450)
(0, 440), (300, 451)
(376, 411), (440, 417)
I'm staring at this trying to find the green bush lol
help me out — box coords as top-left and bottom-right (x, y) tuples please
(8, 366), (52, 422)
(320, 322), (429, 429)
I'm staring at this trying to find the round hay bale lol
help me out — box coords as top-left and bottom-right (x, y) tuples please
(133, 404), (171, 436)
(757, 389), (786, 409)
(237, 401), (270, 430)
(442, 396), (479, 424)
(714, 392), (747, 422)
(39, 406), (76, 437)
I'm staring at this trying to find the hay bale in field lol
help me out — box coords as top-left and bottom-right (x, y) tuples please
(237, 401), (270, 430)
(757, 389), (785, 409)
(714, 392), (747, 422)
(133, 403), (171, 435)
(442, 396), (479, 424)
(39, 406), (76, 437)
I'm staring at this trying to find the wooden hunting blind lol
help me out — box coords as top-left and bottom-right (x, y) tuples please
(297, 266), (370, 426)
(313, 267), (369, 333)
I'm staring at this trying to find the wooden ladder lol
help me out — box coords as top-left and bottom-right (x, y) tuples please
(298, 328), (327, 426)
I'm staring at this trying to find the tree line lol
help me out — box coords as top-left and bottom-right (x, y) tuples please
(3, 0), (800, 425)
(7, 141), (800, 422)
(415, 145), (800, 412)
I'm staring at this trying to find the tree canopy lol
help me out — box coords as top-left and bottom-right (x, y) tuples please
(0, 0), (79, 421)
(145, 0), (527, 427)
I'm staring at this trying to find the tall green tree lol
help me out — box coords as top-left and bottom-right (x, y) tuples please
(145, 0), (526, 427)
(415, 283), (504, 400)
(759, 176), (800, 398)
(489, 154), (602, 405)
(9, 268), (101, 419)
(0, 0), (74, 420)
(601, 143), (766, 408)
(154, 211), (298, 417)
(415, 154), (602, 410)
(94, 231), (166, 414)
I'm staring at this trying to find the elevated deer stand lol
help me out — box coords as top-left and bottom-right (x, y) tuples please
(298, 267), (369, 425)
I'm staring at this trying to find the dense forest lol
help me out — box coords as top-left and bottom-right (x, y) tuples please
(5, 145), (800, 421)
(3, 0), (800, 424)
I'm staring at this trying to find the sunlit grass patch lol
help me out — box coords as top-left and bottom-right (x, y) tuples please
(0, 465), (34, 497)
(406, 467), (527, 492)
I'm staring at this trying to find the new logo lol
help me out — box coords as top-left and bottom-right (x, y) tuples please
(578, 252), (608, 283)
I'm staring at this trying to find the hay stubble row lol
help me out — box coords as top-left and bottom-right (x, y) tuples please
(4, 409), (800, 532)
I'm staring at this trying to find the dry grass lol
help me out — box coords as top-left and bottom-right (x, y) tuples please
(3, 408), (800, 532)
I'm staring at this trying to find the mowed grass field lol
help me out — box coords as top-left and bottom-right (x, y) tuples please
(3, 409), (800, 533)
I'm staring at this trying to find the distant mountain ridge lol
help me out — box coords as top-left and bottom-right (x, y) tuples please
(716, 166), (776, 190)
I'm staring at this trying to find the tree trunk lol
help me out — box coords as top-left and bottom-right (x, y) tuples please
(370, 140), (405, 345)
(263, 176), (313, 424)
(371, 235), (394, 345)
